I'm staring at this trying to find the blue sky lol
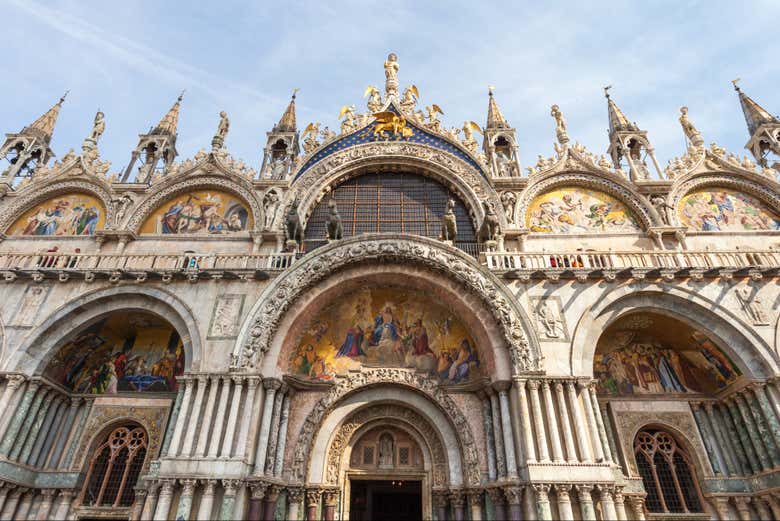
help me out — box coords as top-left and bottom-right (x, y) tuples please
(2, 0), (778, 173)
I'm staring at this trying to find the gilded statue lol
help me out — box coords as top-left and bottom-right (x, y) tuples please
(339, 105), (357, 134)
(400, 85), (419, 114)
(384, 53), (399, 96)
(679, 106), (704, 147)
(550, 104), (569, 144)
(302, 122), (321, 154)
(91, 111), (106, 141)
(364, 85), (383, 113)
(373, 111), (413, 139)
(461, 121), (482, 153)
(426, 104), (444, 133)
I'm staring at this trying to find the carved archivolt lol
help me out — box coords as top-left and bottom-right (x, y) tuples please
(291, 367), (480, 486)
(236, 234), (539, 373)
(0, 178), (114, 234)
(288, 141), (505, 230)
(325, 403), (448, 486)
(516, 171), (659, 230)
(125, 174), (262, 233)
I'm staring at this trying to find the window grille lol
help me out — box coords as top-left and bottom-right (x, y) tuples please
(363, 446), (375, 465)
(634, 429), (702, 513)
(304, 172), (476, 248)
(80, 425), (148, 508)
(398, 446), (410, 465)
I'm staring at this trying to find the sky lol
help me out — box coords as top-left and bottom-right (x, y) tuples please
(1, 0), (779, 174)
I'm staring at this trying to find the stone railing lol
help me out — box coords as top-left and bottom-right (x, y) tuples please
(483, 250), (780, 281)
(0, 252), (296, 281)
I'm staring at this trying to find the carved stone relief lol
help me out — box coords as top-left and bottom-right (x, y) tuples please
(207, 294), (246, 339)
(529, 296), (569, 341)
(734, 286), (770, 326)
(13, 284), (52, 327)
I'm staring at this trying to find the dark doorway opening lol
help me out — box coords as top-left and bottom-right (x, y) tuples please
(349, 479), (422, 521)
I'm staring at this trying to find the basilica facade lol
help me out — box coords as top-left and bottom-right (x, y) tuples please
(1, 54), (780, 520)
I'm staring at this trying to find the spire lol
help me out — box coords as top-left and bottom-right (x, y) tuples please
(276, 90), (298, 132)
(733, 81), (779, 136)
(605, 86), (637, 135)
(486, 86), (509, 129)
(153, 91), (184, 135)
(24, 92), (67, 144)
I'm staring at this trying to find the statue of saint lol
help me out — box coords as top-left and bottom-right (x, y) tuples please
(679, 106), (704, 146)
(91, 111), (106, 141)
(384, 53), (399, 96)
(550, 104), (568, 144)
(217, 111), (230, 139)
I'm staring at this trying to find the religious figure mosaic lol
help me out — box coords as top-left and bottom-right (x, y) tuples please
(678, 188), (780, 231)
(288, 287), (481, 384)
(44, 312), (183, 394)
(594, 313), (740, 395)
(8, 193), (105, 236)
(140, 190), (251, 234)
(526, 188), (641, 233)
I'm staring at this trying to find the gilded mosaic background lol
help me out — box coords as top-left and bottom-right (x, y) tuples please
(526, 188), (642, 233)
(140, 190), (251, 234)
(678, 188), (780, 231)
(8, 193), (105, 236)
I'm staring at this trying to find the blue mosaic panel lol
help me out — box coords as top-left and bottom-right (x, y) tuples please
(294, 114), (487, 181)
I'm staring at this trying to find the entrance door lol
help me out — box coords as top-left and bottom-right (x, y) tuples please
(349, 479), (422, 521)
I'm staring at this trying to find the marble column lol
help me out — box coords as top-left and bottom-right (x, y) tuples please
(220, 376), (244, 457)
(159, 385), (184, 457)
(208, 376), (231, 458)
(754, 497), (773, 521)
(489, 389), (507, 478)
(34, 490), (56, 521)
(264, 385), (287, 474)
(578, 383), (605, 463)
(763, 495), (780, 520)
(0, 486), (10, 515)
(516, 379), (537, 464)
(726, 397), (762, 472)
(248, 483), (267, 521)
(274, 392), (293, 476)
(566, 381), (592, 463)
(496, 383), (519, 478)
(264, 485), (282, 521)
(713, 497), (730, 520)
(220, 480), (240, 521)
(613, 487), (628, 521)
(254, 379), (281, 474)
(554, 382), (578, 463)
(286, 488), (304, 521)
(29, 396), (63, 466)
(432, 491), (448, 521)
(541, 382), (564, 463)
(486, 488), (506, 521)
(734, 392), (771, 470)
(717, 403), (752, 475)
(754, 385), (780, 455)
(479, 392), (497, 481)
(597, 486), (618, 521)
(181, 376), (207, 456)
(13, 491), (32, 520)
(1, 382), (41, 457)
(52, 490), (75, 521)
(733, 497), (752, 521)
(236, 377), (260, 459)
(131, 488), (148, 521)
(691, 402), (724, 475)
(553, 484), (573, 521)
(468, 489), (483, 521)
(0, 376), (25, 441)
(576, 485), (596, 521)
(527, 380), (550, 462)
(532, 484), (552, 521)
(766, 381), (780, 425)
(195, 375), (220, 457)
(0, 488), (23, 520)
(140, 483), (159, 521)
(588, 385), (613, 462)
(628, 496), (646, 521)
(197, 480), (218, 520)
(503, 486), (522, 521)
(449, 490), (465, 521)
(703, 402), (737, 475)
(18, 391), (55, 463)
(323, 489), (339, 521)
(167, 376), (193, 457)
(305, 489), (321, 521)
(744, 388), (780, 467)
(174, 479), (197, 520)
(153, 479), (175, 521)
(37, 398), (68, 468)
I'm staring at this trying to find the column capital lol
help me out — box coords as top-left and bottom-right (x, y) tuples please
(196, 374), (208, 385)
(286, 487), (304, 503)
(502, 485), (522, 505)
(432, 489), (449, 508)
(231, 375), (245, 386)
(485, 486), (505, 505)
(263, 378), (283, 391)
(322, 488), (339, 506)
(249, 482), (268, 500)
(57, 488), (76, 500)
(733, 496), (751, 511)
(467, 488), (483, 506)
(133, 486), (148, 498)
(553, 381), (565, 393)
(221, 479), (241, 496)
(5, 374), (26, 389)
(492, 380), (511, 393)
(159, 479), (175, 495)
(574, 484), (593, 498)
(39, 488), (57, 498)
(532, 483), (551, 495)
(305, 488), (322, 507)
(448, 488), (465, 507)
(27, 380), (41, 392)
(202, 479), (218, 494)
(266, 484), (283, 502)
(246, 376), (261, 389)
(526, 379), (540, 391)
(180, 478), (197, 495)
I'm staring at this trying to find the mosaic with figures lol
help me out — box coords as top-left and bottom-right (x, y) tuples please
(594, 313), (740, 395)
(8, 193), (105, 236)
(289, 287), (481, 384)
(140, 190), (251, 234)
(526, 188), (642, 233)
(678, 188), (780, 231)
(44, 312), (184, 394)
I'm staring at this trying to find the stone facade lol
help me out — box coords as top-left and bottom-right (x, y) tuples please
(0, 55), (779, 520)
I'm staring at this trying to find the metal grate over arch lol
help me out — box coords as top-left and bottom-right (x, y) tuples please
(304, 172), (476, 252)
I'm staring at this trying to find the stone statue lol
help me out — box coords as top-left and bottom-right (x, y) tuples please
(440, 199), (458, 242)
(320, 126), (337, 142)
(735, 287), (769, 325)
(212, 111), (230, 149)
(384, 53), (399, 97)
(263, 191), (280, 230)
(550, 104), (569, 144)
(461, 121), (480, 154)
(650, 195), (674, 225)
(285, 201), (304, 248)
(91, 111), (106, 141)
(378, 433), (394, 467)
(597, 154), (613, 170)
(480, 201), (501, 242)
(111, 194), (133, 227)
(500, 191), (516, 224)
(302, 122), (321, 154)
(270, 157), (288, 179)
(495, 151), (513, 177)
(339, 105), (357, 134)
(426, 105), (443, 133)
(537, 300), (563, 338)
(325, 199), (343, 240)
(679, 106), (704, 147)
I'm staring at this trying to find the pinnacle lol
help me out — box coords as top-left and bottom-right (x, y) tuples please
(24, 92), (68, 143)
(486, 88), (509, 129)
(276, 91), (298, 133)
(153, 92), (184, 135)
(605, 90), (637, 135)
(735, 84), (779, 136)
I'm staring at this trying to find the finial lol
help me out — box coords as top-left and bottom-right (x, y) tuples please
(731, 78), (741, 92)
(604, 85), (612, 98)
(59, 90), (69, 104)
(177, 90), (185, 102)
(488, 84), (496, 96)
(292, 88), (300, 99)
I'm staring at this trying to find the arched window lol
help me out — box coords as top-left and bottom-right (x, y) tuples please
(634, 429), (702, 514)
(80, 424), (147, 508)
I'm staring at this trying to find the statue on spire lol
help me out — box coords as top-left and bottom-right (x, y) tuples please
(212, 111), (230, 150)
(90, 111), (106, 141)
(550, 104), (569, 145)
(678, 106), (703, 147)
(384, 53), (399, 98)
